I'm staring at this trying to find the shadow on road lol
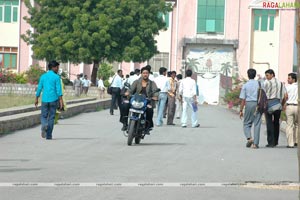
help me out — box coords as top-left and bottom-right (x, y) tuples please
(133, 142), (186, 146)
(52, 138), (97, 140)
(0, 159), (30, 162)
(0, 168), (42, 172)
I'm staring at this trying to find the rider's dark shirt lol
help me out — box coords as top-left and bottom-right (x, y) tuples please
(141, 86), (147, 97)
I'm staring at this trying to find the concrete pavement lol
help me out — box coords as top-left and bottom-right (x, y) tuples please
(0, 105), (298, 199)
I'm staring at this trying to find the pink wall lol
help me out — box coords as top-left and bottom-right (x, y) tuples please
(278, 9), (295, 81)
(170, 0), (197, 73)
(225, 0), (240, 40)
(19, 0), (31, 73)
(236, 0), (252, 79)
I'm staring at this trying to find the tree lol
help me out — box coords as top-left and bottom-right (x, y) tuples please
(97, 62), (114, 87)
(221, 62), (232, 95)
(22, 0), (172, 84)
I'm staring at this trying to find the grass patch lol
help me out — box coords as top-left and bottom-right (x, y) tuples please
(0, 95), (92, 109)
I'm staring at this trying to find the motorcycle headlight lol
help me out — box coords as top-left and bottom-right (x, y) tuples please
(132, 100), (144, 109)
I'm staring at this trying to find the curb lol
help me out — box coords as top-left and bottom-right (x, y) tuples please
(0, 99), (111, 135)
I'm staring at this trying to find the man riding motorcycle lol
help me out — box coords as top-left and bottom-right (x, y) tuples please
(120, 66), (158, 134)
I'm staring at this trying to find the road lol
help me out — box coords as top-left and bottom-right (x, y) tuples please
(0, 105), (298, 199)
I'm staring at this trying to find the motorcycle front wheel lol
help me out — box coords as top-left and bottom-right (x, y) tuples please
(135, 136), (141, 144)
(127, 120), (136, 146)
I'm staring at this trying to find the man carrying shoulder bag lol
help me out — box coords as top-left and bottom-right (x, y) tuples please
(264, 69), (287, 147)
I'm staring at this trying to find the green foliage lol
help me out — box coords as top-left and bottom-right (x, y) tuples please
(97, 62), (114, 83)
(22, 0), (172, 82)
(0, 68), (17, 83)
(223, 86), (241, 107)
(60, 71), (73, 86)
(15, 73), (28, 84)
(104, 80), (110, 87)
(25, 65), (45, 85)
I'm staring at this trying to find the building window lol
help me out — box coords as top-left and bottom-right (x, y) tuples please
(0, 47), (17, 69)
(158, 12), (170, 28)
(0, 0), (19, 23)
(197, 0), (225, 33)
(253, 9), (276, 32)
(148, 53), (169, 72)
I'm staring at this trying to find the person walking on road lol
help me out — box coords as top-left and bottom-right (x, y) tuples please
(264, 69), (286, 147)
(154, 67), (170, 126)
(175, 74), (183, 119)
(35, 61), (63, 140)
(167, 71), (177, 125)
(239, 69), (262, 149)
(179, 69), (199, 128)
(284, 73), (298, 148)
(110, 70), (123, 115)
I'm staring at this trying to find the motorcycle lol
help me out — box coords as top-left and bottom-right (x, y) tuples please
(124, 89), (160, 146)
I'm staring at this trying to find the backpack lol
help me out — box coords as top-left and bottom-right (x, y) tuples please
(256, 81), (268, 114)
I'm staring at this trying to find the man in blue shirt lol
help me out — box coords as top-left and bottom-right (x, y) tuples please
(239, 69), (262, 149)
(35, 61), (63, 140)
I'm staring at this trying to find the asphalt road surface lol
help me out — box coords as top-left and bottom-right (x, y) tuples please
(0, 105), (298, 199)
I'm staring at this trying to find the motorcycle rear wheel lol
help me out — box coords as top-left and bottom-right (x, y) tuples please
(127, 120), (136, 146)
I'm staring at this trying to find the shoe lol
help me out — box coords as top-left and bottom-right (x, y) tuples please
(193, 124), (200, 128)
(287, 146), (294, 148)
(265, 144), (275, 148)
(110, 112), (114, 115)
(176, 117), (180, 119)
(167, 123), (175, 125)
(182, 126), (187, 128)
(144, 128), (152, 135)
(121, 124), (128, 131)
(46, 137), (52, 140)
(294, 143), (298, 147)
(251, 144), (259, 149)
(163, 115), (166, 118)
(41, 126), (47, 138)
(246, 139), (253, 148)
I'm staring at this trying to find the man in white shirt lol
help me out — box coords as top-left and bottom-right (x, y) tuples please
(284, 73), (298, 148)
(127, 69), (140, 85)
(97, 76), (106, 99)
(154, 67), (170, 126)
(179, 69), (199, 128)
(110, 70), (123, 115)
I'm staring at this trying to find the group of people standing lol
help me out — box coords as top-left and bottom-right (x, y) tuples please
(239, 69), (298, 149)
(108, 65), (200, 133)
(73, 74), (92, 97)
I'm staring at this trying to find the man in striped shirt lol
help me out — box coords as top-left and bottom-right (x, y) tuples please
(264, 69), (286, 147)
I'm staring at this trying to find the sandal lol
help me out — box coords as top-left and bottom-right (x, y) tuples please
(251, 144), (259, 149)
(246, 139), (253, 148)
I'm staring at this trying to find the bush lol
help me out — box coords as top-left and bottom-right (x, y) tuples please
(104, 80), (110, 87)
(25, 65), (45, 84)
(15, 73), (27, 84)
(0, 68), (16, 83)
(223, 86), (242, 107)
(97, 62), (115, 84)
(60, 71), (73, 86)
